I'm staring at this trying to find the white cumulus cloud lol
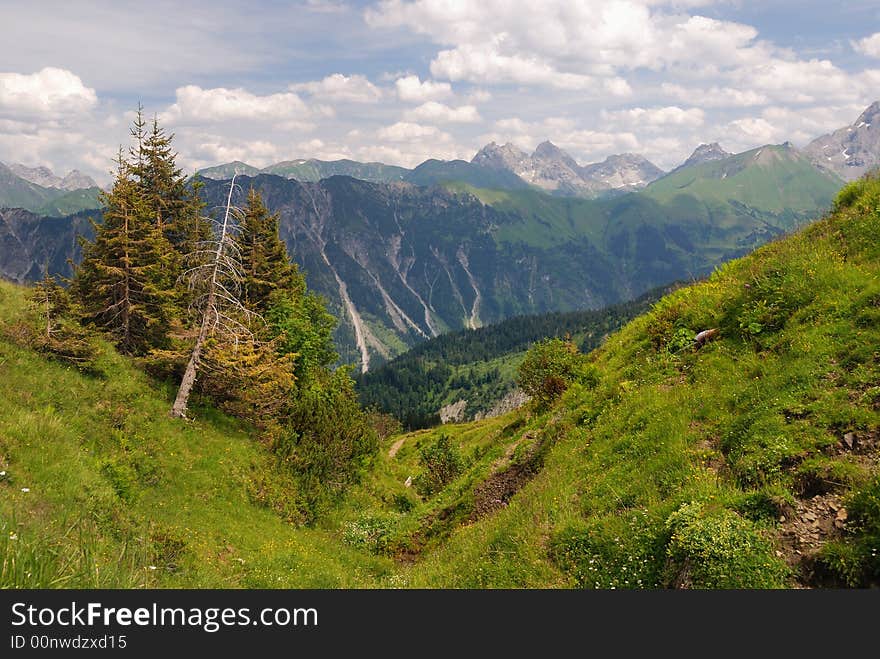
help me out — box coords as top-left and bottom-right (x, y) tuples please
(602, 106), (705, 128)
(854, 32), (880, 58)
(291, 74), (382, 103)
(394, 75), (452, 102)
(405, 101), (481, 123)
(160, 85), (311, 125)
(0, 67), (97, 119)
(377, 121), (442, 141)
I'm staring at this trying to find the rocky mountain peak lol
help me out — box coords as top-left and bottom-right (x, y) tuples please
(856, 101), (880, 126)
(679, 143), (731, 169)
(471, 142), (529, 171)
(803, 101), (880, 181)
(6, 163), (97, 190)
(580, 153), (665, 189)
(59, 170), (98, 190)
(532, 141), (579, 167)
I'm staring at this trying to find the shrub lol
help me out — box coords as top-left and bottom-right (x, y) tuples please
(273, 368), (379, 521)
(342, 513), (399, 554)
(663, 501), (788, 588)
(517, 338), (591, 407)
(414, 434), (464, 496)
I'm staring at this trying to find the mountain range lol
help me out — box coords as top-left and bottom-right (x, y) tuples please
(3, 102), (879, 370)
(198, 142), (666, 199)
(0, 161), (102, 217)
(192, 138), (841, 370)
(5, 163), (97, 191)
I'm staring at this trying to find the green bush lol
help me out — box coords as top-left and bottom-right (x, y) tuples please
(414, 434), (464, 496)
(517, 338), (591, 407)
(342, 513), (399, 554)
(664, 502), (788, 588)
(273, 368), (379, 522)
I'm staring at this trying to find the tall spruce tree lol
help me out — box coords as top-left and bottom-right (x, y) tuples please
(237, 188), (337, 378)
(137, 116), (211, 253)
(71, 153), (178, 355)
(238, 188), (301, 312)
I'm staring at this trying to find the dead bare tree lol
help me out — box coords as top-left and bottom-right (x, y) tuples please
(171, 175), (258, 418)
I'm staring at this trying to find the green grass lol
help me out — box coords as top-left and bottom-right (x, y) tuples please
(0, 281), (394, 587)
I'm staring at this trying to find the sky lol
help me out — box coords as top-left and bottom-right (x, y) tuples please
(1, 0), (879, 184)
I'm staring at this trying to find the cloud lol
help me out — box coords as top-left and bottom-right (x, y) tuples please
(726, 104), (869, 149)
(0, 67), (97, 119)
(394, 75), (452, 102)
(365, 1), (767, 88)
(365, 0), (875, 107)
(160, 85), (311, 125)
(661, 83), (768, 108)
(737, 58), (860, 104)
(602, 106), (705, 128)
(854, 32), (880, 58)
(291, 74), (382, 103)
(184, 134), (283, 171)
(405, 101), (481, 123)
(366, 121), (469, 167)
(377, 121), (443, 141)
(431, 43), (605, 91)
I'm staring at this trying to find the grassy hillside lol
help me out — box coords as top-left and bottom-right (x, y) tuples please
(0, 281), (393, 587)
(340, 175), (880, 588)
(2, 175), (878, 589)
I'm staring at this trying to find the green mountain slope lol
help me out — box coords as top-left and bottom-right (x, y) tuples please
(0, 163), (103, 216)
(34, 187), (103, 217)
(1, 176), (878, 589)
(340, 175), (880, 588)
(645, 144), (844, 224)
(196, 161), (262, 179)
(0, 163), (60, 211)
(264, 159), (409, 184)
(198, 159), (410, 184)
(0, 280), (392, 587)
(404, 159), (531, 190)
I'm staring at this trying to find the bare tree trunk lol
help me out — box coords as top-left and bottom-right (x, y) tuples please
(170, 301), (211, 418)
(171, 175), (243, 419)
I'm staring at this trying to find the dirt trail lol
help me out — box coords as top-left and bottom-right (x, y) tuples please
(388, 437), (406, 458)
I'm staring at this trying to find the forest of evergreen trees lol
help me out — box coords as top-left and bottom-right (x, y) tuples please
(356, 285), (678, 429)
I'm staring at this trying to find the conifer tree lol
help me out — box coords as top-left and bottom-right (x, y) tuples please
(29, 270), (96, 369)
(238, 188), (301, 312)
(71, 152), (178, 355)
(31, 270), (70, 340)
(237, 188), (337, 379)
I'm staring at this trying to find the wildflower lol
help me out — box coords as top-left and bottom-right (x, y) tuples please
(9, 532), (17, 541)
(20, 487), (29, 493)
(147, 565), (157, 570)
